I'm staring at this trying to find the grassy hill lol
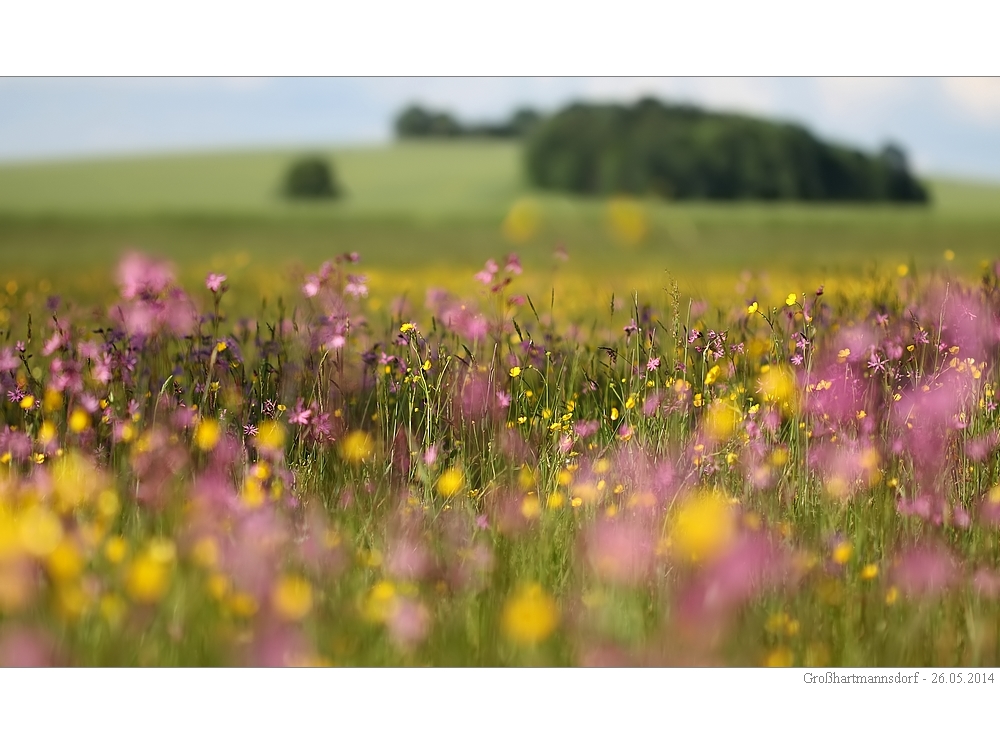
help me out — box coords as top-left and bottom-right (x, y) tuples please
(0, 142), (526, 218)
(1, 142), (999, 219)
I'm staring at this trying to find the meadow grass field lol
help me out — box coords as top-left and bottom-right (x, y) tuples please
(2, 144), (1000, 667)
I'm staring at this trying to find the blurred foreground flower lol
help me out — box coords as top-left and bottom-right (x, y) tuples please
(502, 583), (558, 646)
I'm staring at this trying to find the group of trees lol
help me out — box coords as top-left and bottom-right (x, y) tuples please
(282, 98), (931, 204)
(394, 105), (542, 140)
(522, 99), (929, 203)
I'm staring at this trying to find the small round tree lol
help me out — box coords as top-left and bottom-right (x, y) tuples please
(284, 156), (341, 199)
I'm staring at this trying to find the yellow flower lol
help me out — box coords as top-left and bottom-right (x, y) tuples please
(944, 249), (955, 261)
(667, 490), (736, 563)
(400, 322), (415, 334)
(861, 563), (879, 580)
(272, 575), (313, 621)
(18, 505), (63, 557)
(832, 541), (853, 565)
(502, 583), (559, 646)
(765, 647), (794, 668)
(125, 553), (171, 604)
(785, 293), (797, 307)
(704, 398), (740, 442)
(192, 537), (219, 569)
(256, 421), (286, 452)
(68, 408), (90, 434)
(340, 430), (375, 463)
(228, 591), (259, 618)
(19, 395), (35, 410)
(509, 366), (522, 378)
(194, 418), (221, 451)
(897, 264), (909, 277)
(521, 496), (541, 519)
(436, 467), (464, 498)
(104, 536), (128, 564)
(757, 365), (797, 409)
(38, 420), (57, 444)
(362, 580), (397, 623)
(747, 301), (759, 315)
(43, 388), (63, 413)
(46, 539), (83, 582)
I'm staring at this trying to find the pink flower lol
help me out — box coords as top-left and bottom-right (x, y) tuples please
(0, 625), (58, 667)
(891, 544), (959, 597)
(117, 251), (174, 301)
(345, 274), (368, 299)
(205, 273), (227, 293)
(423, 445), (439, 466)
(387, 598), (431, 648)
(302, 277), (321, 298)
(287, 399), (313, 426)
(583, 517), (657, 586)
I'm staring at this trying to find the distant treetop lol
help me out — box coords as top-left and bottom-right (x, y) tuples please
(523, 98), (930, 203)
(394, 104), (541, 140)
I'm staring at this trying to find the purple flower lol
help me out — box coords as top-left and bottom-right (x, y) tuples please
(287, 399), (313, 426)
(867, 352), (887, 373)
(504, 253), (522, 275)
(205, 273), (227, 293)
(646, 357), (660, 372)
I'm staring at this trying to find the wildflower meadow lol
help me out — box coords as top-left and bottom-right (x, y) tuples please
(3, 240), (1000, 668)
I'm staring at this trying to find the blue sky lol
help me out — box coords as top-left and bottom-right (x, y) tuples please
(2, 77), (1000, 181)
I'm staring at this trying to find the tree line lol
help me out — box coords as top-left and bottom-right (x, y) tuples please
(395, 98), (930, 203)
(394, 105), (542, 139)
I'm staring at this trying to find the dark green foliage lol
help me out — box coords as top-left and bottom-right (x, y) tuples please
(524, 98), (930, 203)
(395, 104), (542, 140)
(283, 156), (340, 199)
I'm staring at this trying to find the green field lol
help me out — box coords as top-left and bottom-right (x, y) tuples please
(1, 143), (1000, 309)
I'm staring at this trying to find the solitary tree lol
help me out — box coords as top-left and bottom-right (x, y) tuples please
(284, 156), (341, 199)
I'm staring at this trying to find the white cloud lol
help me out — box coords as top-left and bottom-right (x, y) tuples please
(940, 77), (1000, 124)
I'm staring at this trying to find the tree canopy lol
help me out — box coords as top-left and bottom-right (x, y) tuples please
(395, 105), (541, 140)
(523, 98), (929, 203)
(283, 156), (341, 200)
